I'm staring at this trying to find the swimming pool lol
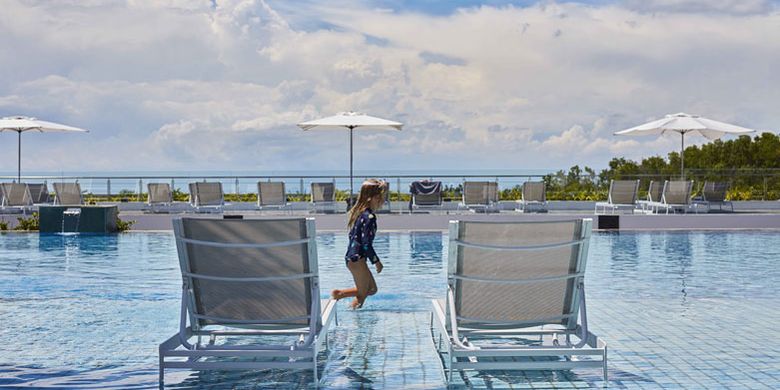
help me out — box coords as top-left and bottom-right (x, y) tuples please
(0, 231), (778, 388)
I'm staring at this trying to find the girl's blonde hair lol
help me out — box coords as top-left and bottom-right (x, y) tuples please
(347, 179), (388, 228)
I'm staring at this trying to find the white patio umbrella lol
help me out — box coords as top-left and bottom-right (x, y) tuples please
(0, 116), (88, 182)
(297, 111), (403, 201)
(614, 113), (754, 179)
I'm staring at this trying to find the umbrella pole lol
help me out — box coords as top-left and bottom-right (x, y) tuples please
(349, 127), (354, 207)
(680, 132), (685, 180)
(17, 130), (21, 183)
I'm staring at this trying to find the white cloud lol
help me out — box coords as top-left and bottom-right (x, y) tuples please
(0, 0), (778, 175)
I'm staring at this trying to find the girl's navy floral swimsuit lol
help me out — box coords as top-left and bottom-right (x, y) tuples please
(345, 208), (380, 265)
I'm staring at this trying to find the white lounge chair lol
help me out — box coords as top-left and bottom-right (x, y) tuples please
(649, 180), (694, 214)
(693, 181), (733, 212)
(594, 180), (640, 214)
(26, 183), (50, 204)
(189, 182), (225, 213)
(147, 183), (175, 213)
(0, 183), (33, 214)
(159, 217), (337, 387)
(410, 180), (443, 213)
(515, 181), (547, 212)
(459, 181), (497, 213)
(637, 180), (662, 213)
(257, 181), (291, 213)
(431, 219), (607, 384)
(53, 182), (84, 205)
(310, 182), (336, 213)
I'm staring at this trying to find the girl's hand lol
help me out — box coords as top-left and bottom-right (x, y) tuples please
(375, 260), (383, 274)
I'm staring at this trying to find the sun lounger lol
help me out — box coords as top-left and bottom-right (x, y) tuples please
(515, 181), (547, 212)
(53, 182), (83, 205)
(257, 181), (291, 213)
(594, 180), (640, 214)
(648, 180), (694, 214)
(26, 183), (50, 204)
(189, 182), (225, 213)
(693, 181), (733, 212)
(431, 219), (606, 383)
(310, 182), (336, 213)
(159, 217), (337, 388)
(637, 180), (662, 212)
(410, 180), (443, 213)
(0, 183), (33, 214)
(459, 181), (497, 212)
(147, 183), (175, 213)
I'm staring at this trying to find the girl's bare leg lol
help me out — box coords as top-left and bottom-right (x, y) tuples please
(333, 259), (378, 308)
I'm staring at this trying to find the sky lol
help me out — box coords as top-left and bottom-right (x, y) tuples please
(0, 0), (778, 174)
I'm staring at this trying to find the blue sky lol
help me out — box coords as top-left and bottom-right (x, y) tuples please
(0, 0), (778, 173)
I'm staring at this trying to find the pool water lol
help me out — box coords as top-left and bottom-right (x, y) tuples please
(0, 231), (778, 389)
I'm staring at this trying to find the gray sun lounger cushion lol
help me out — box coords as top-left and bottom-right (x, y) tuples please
(53, 183), (83, 205)
(26, 184), (49, 204)
(595, 180), (639, 214)
(310, 182), (335, 203)
(431, 219), (607, 383)
(694, 181), (733, 212)
(461, 181), (497, 211)
(257, 181), (289, 208)
(1, 183), (33, 210)
(648, 180), (694, 214)
(160, 217), (337, 386)
(189, 182), (224, 210)
(516, 181), (547, 212)
(148, 183), (173, 205)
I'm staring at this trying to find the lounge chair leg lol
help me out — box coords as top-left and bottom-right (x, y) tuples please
(158, 354), (164, 389)
(603, 344), (609, 384)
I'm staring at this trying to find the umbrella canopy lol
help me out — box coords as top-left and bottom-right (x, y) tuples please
(0, 116), (88, 181)
(614, 113), (754, 179)
(297, 111), (403, 201)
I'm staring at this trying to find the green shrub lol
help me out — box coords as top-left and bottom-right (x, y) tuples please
(116, 216), (135, 232)
(0, 219), (8, 231)
(15, 212), (39, 231)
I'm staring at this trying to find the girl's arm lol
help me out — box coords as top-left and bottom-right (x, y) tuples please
(361, 214), (380, 264)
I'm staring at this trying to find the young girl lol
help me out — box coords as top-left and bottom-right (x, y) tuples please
(332, 179), (387, 309)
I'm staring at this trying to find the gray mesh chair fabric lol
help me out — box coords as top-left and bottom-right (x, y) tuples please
(257, 181), (289, 210)
(695, 181), (733, 212)
(460, 181), (496, 211)
(310, 182), (336, 212)
(647, 181), (662, 202)
(26, 184), (49, 204)
(160, 217), (337, 386)
(649, 180), (693, 214)
(430, 219), (607, 383)
(189, 182), (224, 211)
(53, 183), (83, 205)
(516, 181), (547, 212)
(148, 183), (173, 204)
(595, 180), (639, 214)
(0, 183), (33, 211)
(453, 220), (586, 328)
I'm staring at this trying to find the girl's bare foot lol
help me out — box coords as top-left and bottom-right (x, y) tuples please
(349, 299), (363, 310)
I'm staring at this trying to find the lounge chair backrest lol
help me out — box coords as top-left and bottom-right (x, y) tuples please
(26, 184), (49, 204)
(662, 180), (693, 205)
(311, 182), (335, 203)
(702, 181), (729, 202)
(0, 183), (33, 207)
(608, 180), (639, 205)
(487, 181), (499, 203)
(522, 181), (546, 203)
(148, 183), (173, 204)
(53, 183), (83, 205)
(411, 181), (442, 206)
(258, 181), (286, 206)
(647, 181), (662, 202)
(463, 181), (491, 205)
(449, 219), (591, 330)
(189, 182), (223, 206)
(173, 217), (318, 330)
